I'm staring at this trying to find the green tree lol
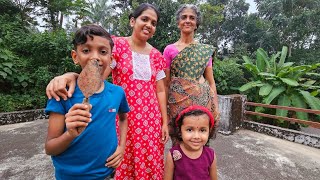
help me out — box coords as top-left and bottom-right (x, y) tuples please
(220, 0), (249, 52)
(198, 1), (225, 47)
(255, 0), (320, 63)
(36, 0), (87, 30)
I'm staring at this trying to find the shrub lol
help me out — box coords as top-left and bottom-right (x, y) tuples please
(213, 58), (246, 95)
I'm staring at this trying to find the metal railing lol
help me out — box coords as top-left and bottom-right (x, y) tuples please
(244, 102), (320, 129)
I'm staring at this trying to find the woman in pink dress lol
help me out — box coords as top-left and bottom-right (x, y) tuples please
(46, 3), (169, 180)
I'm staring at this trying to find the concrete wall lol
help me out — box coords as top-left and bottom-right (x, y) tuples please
(217, 94), (246, 135)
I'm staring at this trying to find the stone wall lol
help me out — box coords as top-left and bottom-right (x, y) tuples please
(1, 95), (319, 149)
(0, 109), (47, 125)
(243, 120), (320, 148)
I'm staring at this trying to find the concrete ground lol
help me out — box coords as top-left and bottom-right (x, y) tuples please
(0, 119), (320, 180)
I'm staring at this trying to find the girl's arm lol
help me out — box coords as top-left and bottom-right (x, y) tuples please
(204, 67), (220, 119)
(210, 152), (218, 180)
(106, 112), (128, 168)
(156, 79), (169, 144)
(45, 104), (91, 156)
(164, 151), (174, 180)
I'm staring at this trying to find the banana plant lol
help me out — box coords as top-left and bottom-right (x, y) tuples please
(239, 46), (320, 122)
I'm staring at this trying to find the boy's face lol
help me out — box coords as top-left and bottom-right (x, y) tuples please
(71, 35), (112, 75)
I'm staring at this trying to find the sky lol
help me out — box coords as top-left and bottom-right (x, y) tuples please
(245, 0), (258, 13)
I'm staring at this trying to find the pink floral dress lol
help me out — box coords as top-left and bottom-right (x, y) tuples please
(112, 37), (166, 180)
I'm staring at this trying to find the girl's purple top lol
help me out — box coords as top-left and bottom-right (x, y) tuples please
(169, 144), (215, 180)
(163, 44), (213, 69)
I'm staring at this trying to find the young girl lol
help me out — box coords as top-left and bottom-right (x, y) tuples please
(164, 105), (218, 180)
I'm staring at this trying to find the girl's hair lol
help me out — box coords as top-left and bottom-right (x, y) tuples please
(175, 4), (202, 29)
(129, 3), (160, 21)
(173, 106), (217, 145)
(72, 24), (114, 50)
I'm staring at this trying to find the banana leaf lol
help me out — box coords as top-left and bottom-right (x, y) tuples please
(259, 83), (273, 96)
(259, 72), (276, 77)
(306, 72), (320, 77)
(278, 46), (288, 68)
(303, 80), (316, 85)
(276, 94), (291, 123)
(291, 94), (308, 120)
(239, 81), (263, 92)
(299, 90), (320, 110)
(263, 86), (286, 104)
(243, 63), (260, 78)
(310, 90), (319, 96)
(257, 48), (270, 71)
(271, 52), (281, 74)
(280, 78), (299, 86)
(242, 56), (253, 65)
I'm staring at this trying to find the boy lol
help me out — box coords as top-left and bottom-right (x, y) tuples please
(45, 24), (129, 179)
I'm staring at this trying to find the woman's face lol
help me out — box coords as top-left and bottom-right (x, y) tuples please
(130, 8), (158, 42)
(177, 8), (197, 33)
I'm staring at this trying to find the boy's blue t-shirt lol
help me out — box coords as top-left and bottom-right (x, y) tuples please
(45, 80), (130, 180)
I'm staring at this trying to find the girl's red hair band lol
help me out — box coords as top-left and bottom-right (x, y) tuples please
(175, 105), (215, 129)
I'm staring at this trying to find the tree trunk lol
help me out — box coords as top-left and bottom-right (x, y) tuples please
(59, 12), (63, 28)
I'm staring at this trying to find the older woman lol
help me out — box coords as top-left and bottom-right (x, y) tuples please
(163, 4), (219, 141)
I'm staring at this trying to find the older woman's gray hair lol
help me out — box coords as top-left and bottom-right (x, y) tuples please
(175, 4), (202, 30)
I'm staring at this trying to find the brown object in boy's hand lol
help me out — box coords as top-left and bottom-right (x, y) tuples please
(77, 59), (102, 133)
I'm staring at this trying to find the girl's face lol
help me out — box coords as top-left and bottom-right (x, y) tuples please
(130, 8), (158, 41)
(180, 114), (210, 152)
(71, 35), (112, 76)
(177, 8), (197, 33)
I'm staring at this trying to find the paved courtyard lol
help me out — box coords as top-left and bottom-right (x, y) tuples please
(0, 119), (320, 180)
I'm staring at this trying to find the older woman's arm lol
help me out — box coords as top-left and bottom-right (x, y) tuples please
(204, 67), (220, 120)
(164, 69), (171, 100)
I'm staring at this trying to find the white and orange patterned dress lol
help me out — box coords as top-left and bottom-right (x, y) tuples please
(112, 37), (166, 180)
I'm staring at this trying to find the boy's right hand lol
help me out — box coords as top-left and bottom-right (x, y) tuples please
(46, 73), (78, 101)
(65, 103), (92, 137)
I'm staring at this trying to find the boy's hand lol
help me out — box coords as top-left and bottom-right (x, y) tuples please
(105, 146), (125, 168)
(65, 103), (92, 137)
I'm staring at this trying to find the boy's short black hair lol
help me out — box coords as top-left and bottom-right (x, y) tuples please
(72, 24), (114, 50)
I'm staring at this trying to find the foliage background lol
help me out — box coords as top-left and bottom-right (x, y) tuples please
(0, 0), (319, 113)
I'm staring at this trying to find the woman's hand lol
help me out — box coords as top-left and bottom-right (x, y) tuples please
(46, 72), (79, 101)
(65, 103), (92, 138)
(106, 145), (125, 168)
(161, 124), (169, 144)
(214, 108), (220, 122)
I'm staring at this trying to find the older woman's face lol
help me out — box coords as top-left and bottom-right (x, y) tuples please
(178, 8), (197, 33)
